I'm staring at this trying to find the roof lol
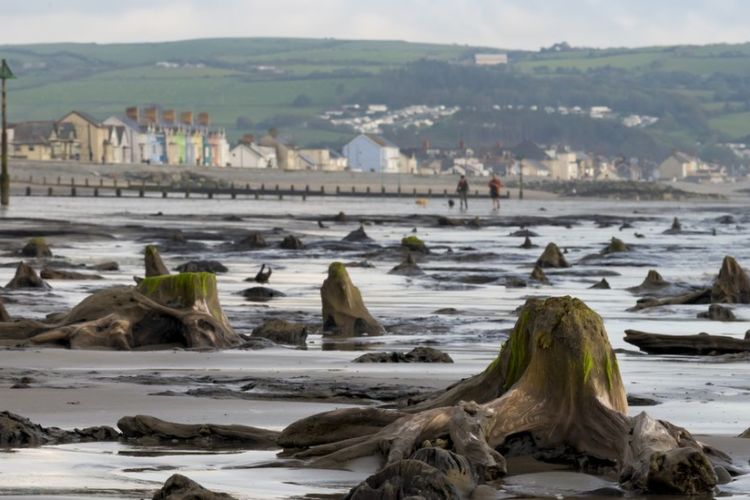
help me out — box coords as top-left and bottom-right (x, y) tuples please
(669, 151), (697, 164)
(60, 110), (101, 126)
(12, 121), (76, 144)
(363, 133), (398, 149)
(510, 140), (551, 161)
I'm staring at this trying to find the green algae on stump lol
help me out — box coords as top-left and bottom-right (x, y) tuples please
(0, 272), (240, 350)
(604, 237), (629, 254)
(283, 296), (719, 496)
(20, 237), (52, 258)
(401, 235), (429, 254)
(321, 262), (384, 336)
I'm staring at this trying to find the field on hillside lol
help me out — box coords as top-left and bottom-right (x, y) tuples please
(0, 38), (484, 145)
(2, 38), (750, 155)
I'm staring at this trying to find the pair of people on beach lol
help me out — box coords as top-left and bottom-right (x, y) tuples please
(455, 174), (503, 211)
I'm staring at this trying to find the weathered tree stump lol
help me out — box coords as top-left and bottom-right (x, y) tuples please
(4, 262), (50, 290)
(281, 296), (724, 496)
(152, 474), (237, 500)
(321, 262), (383, 336)
(144, 245), (170, 277)
(20, 237), (52, 258)
(536, 243), (569, 268)
(0, 273), (240, 350)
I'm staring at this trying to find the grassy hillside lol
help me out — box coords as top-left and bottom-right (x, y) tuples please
(2, 38), (750, 160)
(0, 38), (486, 145)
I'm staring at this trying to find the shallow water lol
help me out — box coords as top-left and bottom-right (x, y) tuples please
(1, 195), (750, 498)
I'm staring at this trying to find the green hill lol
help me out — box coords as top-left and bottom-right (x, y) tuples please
(2, 38), (750, 162)
(0, 38), (488, 145)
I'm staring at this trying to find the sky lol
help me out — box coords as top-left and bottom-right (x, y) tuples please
(1, 0), (748, 49)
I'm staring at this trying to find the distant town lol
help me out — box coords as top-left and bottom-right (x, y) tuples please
(7, 104), (745, 184)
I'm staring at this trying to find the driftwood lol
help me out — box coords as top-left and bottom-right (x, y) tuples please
(0, 273), (241, 350)
(0, 411), (118, 447)
(631, 256), (750, 311)
(254, 264), (272, 283)
(624, 329), (750, 355)
(281, 296), (725, 496)
(118, 415), (278, 449)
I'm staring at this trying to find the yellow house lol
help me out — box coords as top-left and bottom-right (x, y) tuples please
(59, 111), (108, 163)
(11, 121), (79, 161)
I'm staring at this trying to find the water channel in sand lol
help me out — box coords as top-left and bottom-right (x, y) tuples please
(1, 195), (750, 498)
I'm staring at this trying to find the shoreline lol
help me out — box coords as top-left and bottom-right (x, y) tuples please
(8, 159), (750, 203)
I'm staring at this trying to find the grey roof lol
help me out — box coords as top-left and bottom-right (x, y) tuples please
(60, 110), (101, 126)
(12, 121), (76, 144)
(510, 140), (551, 161)
(363, 133), (398, 149)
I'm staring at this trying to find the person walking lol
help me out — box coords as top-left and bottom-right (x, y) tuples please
(488, 174), (503, 211)
(456, 174), (469, 210)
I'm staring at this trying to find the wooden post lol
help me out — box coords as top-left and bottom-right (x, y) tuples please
(85, 178), (89, 187)
(139, 189), (144, 198)
(0, 73), (8, 206)
(116, 188), (122, 197)
(162, 191), (167, 198)
(25, 186), (30, 196)
(48, 187), (53, 196)
(208, 191), (213, 199)
(71, 187), (76, 197)
(94, 187), (99, 197)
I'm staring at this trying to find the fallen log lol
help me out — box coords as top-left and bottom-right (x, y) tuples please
(624, 329), (750, 355)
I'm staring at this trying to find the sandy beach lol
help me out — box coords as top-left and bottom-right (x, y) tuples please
(1, 194), (750, 498)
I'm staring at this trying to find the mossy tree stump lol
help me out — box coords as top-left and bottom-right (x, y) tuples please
(320, 262), (384, 336)
(282, 296), (722, 495)
(0, 272), (240, 350)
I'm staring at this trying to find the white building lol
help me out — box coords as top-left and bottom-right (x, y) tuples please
(546, 148), (580, 180)
(342, 134), (401, 173)
(228, 143), (277, 168)
(103, 116), (145, 164)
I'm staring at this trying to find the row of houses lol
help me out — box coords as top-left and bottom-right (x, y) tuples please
(10, 107), (230, 167)
(8, 108), (729, 182)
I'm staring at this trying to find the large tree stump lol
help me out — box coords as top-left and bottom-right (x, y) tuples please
(0, 273), (240, 350)
(282, 296), (726, 496)
(320, 262), (384, 336)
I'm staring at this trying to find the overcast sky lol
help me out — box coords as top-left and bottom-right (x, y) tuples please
(1, 0), (748, 49)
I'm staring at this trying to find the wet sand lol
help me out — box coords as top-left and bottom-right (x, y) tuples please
(1, 195), (750, 498)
